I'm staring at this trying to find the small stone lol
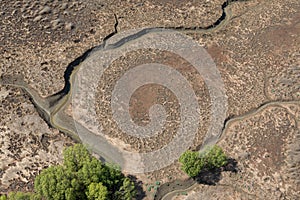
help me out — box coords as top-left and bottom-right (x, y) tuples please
(238, 152), (250, 160)
(13, 1), (21, 7)
(22, 14), (29, 19)
(61, 3), (68, 10)
(39, 6), (51, 15)
(33, 15), (42, 22)
(53, 9), (59, 15)
(65, 22), (75, 31)
(51, 18), (62, 29)
(41, 17), (48, 22)
(11, 9), (17, 15)
(44, 25), (50, 29)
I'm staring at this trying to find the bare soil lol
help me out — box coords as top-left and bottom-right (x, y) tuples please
(0, 0), (299, 199)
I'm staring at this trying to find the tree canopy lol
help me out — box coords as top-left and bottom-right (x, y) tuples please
(1, 144), (137, 200)
(34, 144), (136, 200)
(179, 145), (228, 177)
(202, 145), (228, 169)
(0, 192), (40, 200)
(86, 183), (108, 200)
(179, 150), (204, 177)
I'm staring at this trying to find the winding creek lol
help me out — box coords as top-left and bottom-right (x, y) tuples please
(155, 100), (300, 200)
(2, 0), (298, 199)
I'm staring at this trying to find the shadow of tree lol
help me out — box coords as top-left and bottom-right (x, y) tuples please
(194, 157), (239, 185)
(194, 168), (222, 185)
(127, 175), (146, 200)
(224, 158), (239, 173)
(154, 157), (239, 199)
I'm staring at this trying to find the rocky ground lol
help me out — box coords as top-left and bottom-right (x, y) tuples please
(0, 86), (75, 192)
(1, 0), (299, 199)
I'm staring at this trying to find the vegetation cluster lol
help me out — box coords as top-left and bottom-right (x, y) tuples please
(179, 145), (228, 177)
(0, 144), (136, 200)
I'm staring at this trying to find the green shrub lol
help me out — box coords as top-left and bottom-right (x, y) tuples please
(1, 192), (40, 200)
(34, 165), (78, 200)
(29, 194), (41, 200)
(114, 177), (137, 200)
(0, 195), (7, 200)
(34, 144), (136, 200)
(179, 150), (204, 177)
(203, 145), (228, 169)
(7, 192), (33, 200)
(179, 145), (228, 177)
(4, 144), (137, 200)
(86, 183), (108, 200)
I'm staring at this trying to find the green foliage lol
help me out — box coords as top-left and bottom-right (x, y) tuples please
(0, 192), (40, 200)
(0, 195), (7, 200)
(115, 177), (137, 200)
(181, 192), (188, 195)
(147, 185), (153, 192)
(179, 150), (204, 177)
(34, 144), (137, 200)
(202, 145), (228, 169)
(63, 144), (92, 172)
(179, 145), (228, 177)
(86, 183), (108, 200)
(2, 144), (137, 200)
(29, 194), (41, 200)
(7, 192), (34, 200)
(34, 165), (80, 200)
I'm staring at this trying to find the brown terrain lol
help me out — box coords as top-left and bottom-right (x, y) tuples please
(0, 0), (299, 199)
